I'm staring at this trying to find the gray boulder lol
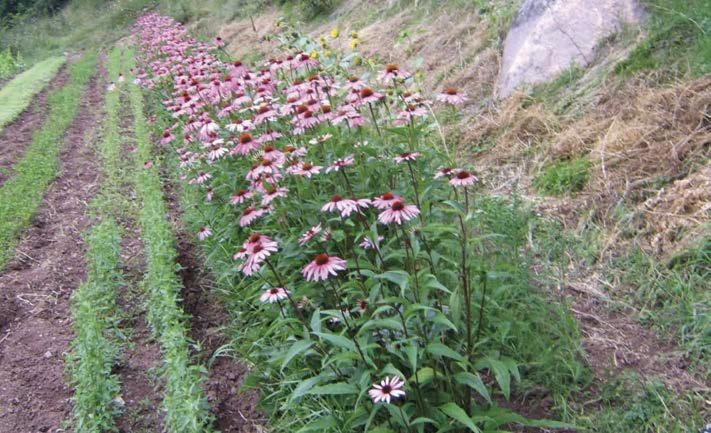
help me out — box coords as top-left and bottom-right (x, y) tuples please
(496, 0), (644, 98)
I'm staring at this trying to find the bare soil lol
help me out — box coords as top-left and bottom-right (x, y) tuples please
(113, 93), (165, 433)
(163, 179), (264, 433)
(0, 63), (104, 432)
(0, 67), (70, 186)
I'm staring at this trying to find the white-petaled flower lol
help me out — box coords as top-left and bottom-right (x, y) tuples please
(368, 376), (406, 404)
(197, 226), (212, 241)
(259, 287), (290, 303)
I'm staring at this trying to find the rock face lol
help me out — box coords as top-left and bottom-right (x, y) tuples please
(496, 0), (644, 98)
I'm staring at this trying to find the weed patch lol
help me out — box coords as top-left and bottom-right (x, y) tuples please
(534, 157), (591, 195)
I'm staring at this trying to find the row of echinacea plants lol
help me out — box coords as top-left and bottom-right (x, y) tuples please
(132, 13), (564, 433)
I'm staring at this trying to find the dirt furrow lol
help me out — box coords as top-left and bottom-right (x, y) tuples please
(0, 62), (104, 433)
(163, 180), (263, 433)
(0, 67), (70, 186)
(113, 96), (164, 433)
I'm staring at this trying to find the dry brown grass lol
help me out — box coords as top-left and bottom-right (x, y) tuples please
(476, 76), (710, 257)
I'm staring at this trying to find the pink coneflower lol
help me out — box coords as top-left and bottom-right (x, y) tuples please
(434, 167), (462, 179)
(302, 253), (347, 282)
(190, 171), (212, 185)
(359, 235), (384, 251)
(232, 133), (259, 155)
(326, 154), (355, 173)
(377, 200), (420, 225)
(239, 206), (266, 227)
(358, 87), (384, 105)
(449, 170), (478, 187)
(289, 162), (322, 177)
(372, 192), (402, 210)
(197, 226), (212, 241)
(259, 287), (290, 303)
(207, 143), (228, 161)
(160, 128), (175, 145)
(393, 152), (421, 164)
(368, 376), (406, 404)
(379, 64), (410, 86)
(395, 104), (427, 124)
(144, 160), (153, 169)
(235, 233), (278, 276)
(261, 186), (288, 205)
(231, 189), (252, 204)
(320, 228), (332, 242)
(436, 87), (467, 105)
(299, 223), (323, 246)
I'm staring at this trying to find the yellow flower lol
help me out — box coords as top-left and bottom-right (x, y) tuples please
(350, 31), (358, 39)
(324, 49), (333, 58)
(330, 27), (339, 38)
(349, 38), (360, 49)
(309, 50), (319, 59)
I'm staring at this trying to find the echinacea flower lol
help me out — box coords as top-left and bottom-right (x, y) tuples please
(434, 167), (462, 179)
(378, 64), (410, 86)
(302, 254), (347, 281)
(372, 192), (403, 210)
(289, 162), (322, 177)
(449, 170), (478, 187)
(259, 287), (290, 303)
(239, 206), (267, 227)
(299, 223), (323, 246)
(377, 200), (420, 225)
(368, 376), (406, 404)
(359, 235), (384, 251)
(436, 87), (467, 105)
(197, 226), (212, 241)
(393, 152), (421, 164)
(326, 154), (355, 173)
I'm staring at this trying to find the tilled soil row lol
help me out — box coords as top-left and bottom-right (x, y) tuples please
(113, 90), (165, 433)
(0, 62), (105, 432)
(163, 171), (263, 433)
(0, 67), (70, 186)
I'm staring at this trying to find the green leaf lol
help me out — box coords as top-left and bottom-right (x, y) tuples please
(376, 270), (410, 289)
(477, 357), (511, 400)
(453, 372), (491, 404)
(281, 340), (313, 371)
(439, 402), (481, 432)
(296, 415), (338, 432)
(310, 308), (321, 333)
(290, 376), (325, 400)
(313, 332), (356, 351)
(409, 367), (435, 385)
(426, 343), (465, 362)
(307, 382), (358, 395)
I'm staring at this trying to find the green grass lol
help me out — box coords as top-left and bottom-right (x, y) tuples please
(0, 53), (96, 269)
(611, 242), (710, 379)
(616, 0), (711, 77)
(0, 55), (64, 131)
(534, 157), (591, 196)
(571, 372), (707, 433)
(67, 218), (124, 433)
(128, 55), (215, 433)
